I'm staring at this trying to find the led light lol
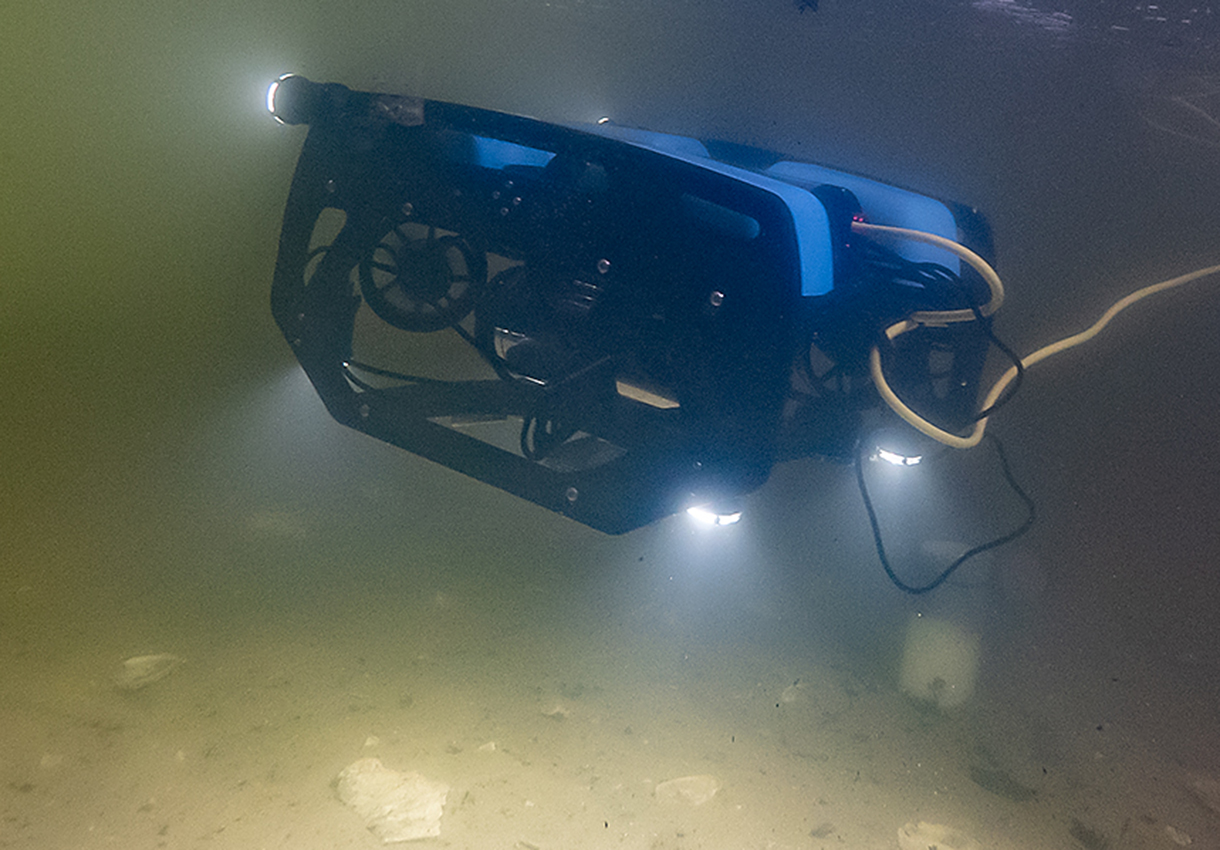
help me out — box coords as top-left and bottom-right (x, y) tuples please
(873, 447), (922, 466)
(266, 73), (294, 122)
(266, 73), (326, 126)
(869, 426), (927, 466)
(686, 503), (743, 527)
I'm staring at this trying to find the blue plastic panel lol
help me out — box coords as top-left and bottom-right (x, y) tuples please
(471, 135), (556, 170)
(580, 122), (835, 297)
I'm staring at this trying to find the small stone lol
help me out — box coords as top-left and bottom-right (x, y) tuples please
(541, 704), (569, 721)
(1188, 771), (1220, 815)
(655, 775), (721, 806)
(1165, 825), (1192, 846)
(336, 757), (448, 843)
(897, 821), (982, 850)
(113, 654), (184, 691)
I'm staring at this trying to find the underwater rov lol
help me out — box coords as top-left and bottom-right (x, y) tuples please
(264, 74), (1004, 535)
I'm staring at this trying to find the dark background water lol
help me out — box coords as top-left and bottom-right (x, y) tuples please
(3, 1), (1219, 846)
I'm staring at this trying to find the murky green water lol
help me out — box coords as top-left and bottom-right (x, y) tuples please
(3, 1), (1219, 847)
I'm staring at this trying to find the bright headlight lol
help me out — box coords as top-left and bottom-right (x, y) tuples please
(873, 446), (922, 466)
(686, 502), (743, 527)
(266, 73), (293, 123)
